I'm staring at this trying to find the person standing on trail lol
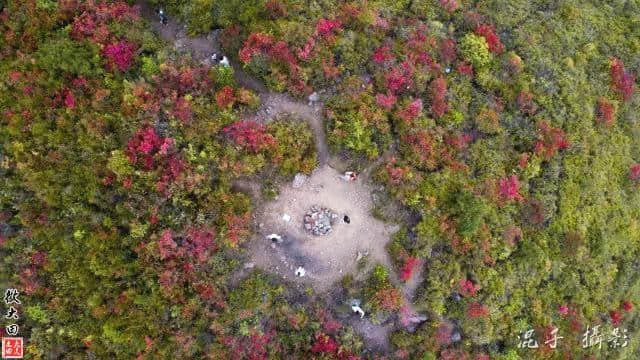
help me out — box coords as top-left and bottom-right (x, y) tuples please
(157, 9), (168, 25)
(341, 171), (357, 182)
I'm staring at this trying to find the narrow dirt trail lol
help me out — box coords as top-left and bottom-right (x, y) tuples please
(136, 1), (329, 165)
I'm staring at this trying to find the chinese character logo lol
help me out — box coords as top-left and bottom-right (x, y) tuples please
(2, 290), (20, 306)
(1, 337), (23, 359)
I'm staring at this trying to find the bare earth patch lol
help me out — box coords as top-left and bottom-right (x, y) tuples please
(248, 165), (396, 293)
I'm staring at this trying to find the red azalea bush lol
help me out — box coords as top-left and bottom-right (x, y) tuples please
(372, 44), (395, 64)
(475, 24), (504, 54)
(396, 98), (423, 123)
(224, 121), (277, 153)
(517, 90), (538, 115)
(103, 40), (137, 72)
(438, 0), (459, 13)
(534, 120), (569, 159)
(596, 97), (616, 127)
(376, 92), (397, 110)
(430, 76), (449, 118)
(216, 86), (236, 108)
(610, 58), (636, 102)
(459, 279), (477, 297)
(311, 333), (339, 354)
(467, 301), (489, 318)
(630, 163), (640, 181)
(399, 256), (419, 281)
(315, 18), (342, 38)
(498, 175), (524, 202)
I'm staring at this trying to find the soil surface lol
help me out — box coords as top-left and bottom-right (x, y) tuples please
(248, 166), (396, 293)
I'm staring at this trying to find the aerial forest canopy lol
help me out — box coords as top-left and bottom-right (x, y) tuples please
(0, 0), (639, 359)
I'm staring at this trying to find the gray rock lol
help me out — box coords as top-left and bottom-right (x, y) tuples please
(292, 173), (308, 188)
(308, 92), (319, 102)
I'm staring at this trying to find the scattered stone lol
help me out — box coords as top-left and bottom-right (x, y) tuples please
(219, 56), (230, 67)
(303, 205), (338, 236)
(282, 213), (291, 222)
(295, 267), (306, 277)
(408, 314), (428, 323)
(292, 173), (308, 188)
(356, 251), (364, 262)
(244, 262), (255, 269)
(308, 92), (319, 103)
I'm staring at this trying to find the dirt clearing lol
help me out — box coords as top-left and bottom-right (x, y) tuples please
(248, 165), (397, 293)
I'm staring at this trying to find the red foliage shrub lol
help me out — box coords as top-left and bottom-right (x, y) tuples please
(396, 98), (423, 123)
(173, 96), (192, 123)
(610, 58), (636, 102)
(224, 212), (251, 246)
(103, 40), (137, 72)
(445, 132), (472, 150)
(534, 120), (569, 159)
(126, 126), (163, 168)
(265, 0), (288, 18)
(436, 322), (454, 347)
(622, 300), (633, 312)
(517, 90), (537, 115)
(558, 304), (569, 316)
(385, 66), (412, 94)
(458, 279), (477, 297)
(315, 18), (342, 38)
(64, 89), (76, 109)
(186, 226), (217, 263)
(440, 38), (457, 64)
(385, 157), (410, 184)
(374, 288), (403, 311)
(413, 52), (441, 73)
(297, 37), (315, 60)
(596, 98), (615, 127)
(519, 153), (529, 169)
(404, 130), (441, 169)
(438, 0), (459, 13)
(610, 310), (622, 326)
(372, 45), (394, 64)
(31, 251), (47, 268)
(498, 175), (524, 202)
(430, 76), (449, 118)
(223, 121), (277, 153)
(311, 333), (339, 354)
(457, 61), (473, 77)
(475, 24), (504, 54)
(216, 86), (236, 108)
(239, 33), (275, 63)
(158, 229), (178, 260)
(441, 349), (469, 360)
(467, 301), (489, 318)
(399, 256), (419, 281)
(630, 163), (640, 181)
(376, 92), (397, 110)
(322, 56), (340, 79)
